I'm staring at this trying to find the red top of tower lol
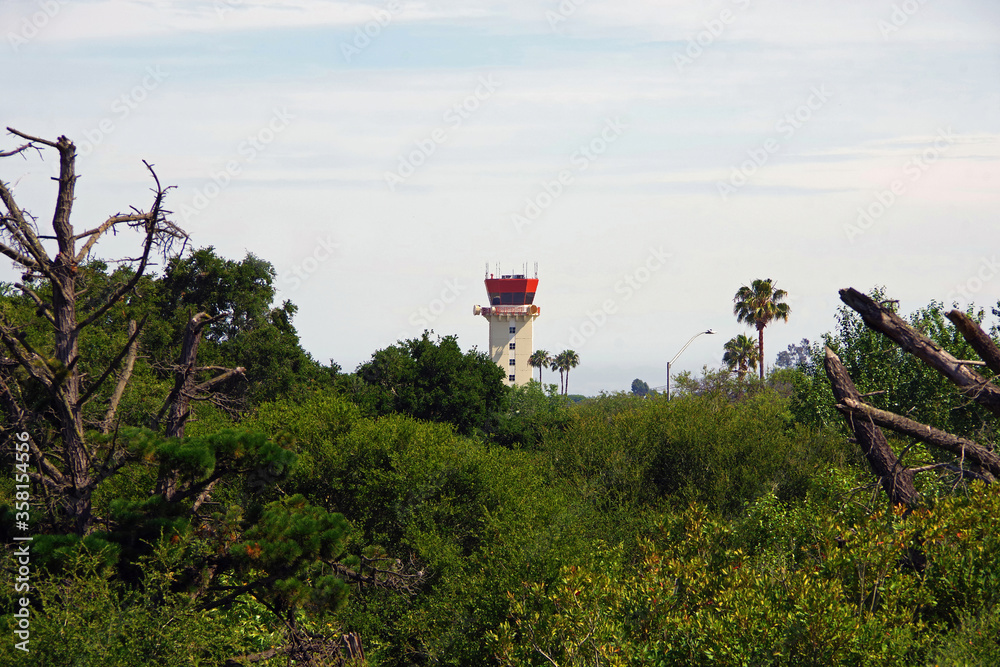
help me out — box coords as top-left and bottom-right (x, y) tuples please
(484, 274), (538, 306)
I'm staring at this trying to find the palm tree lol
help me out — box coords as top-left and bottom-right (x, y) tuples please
(722, 334), (760, 382)
(528, 349), (551, 384)
(552, 352), (567, 395)
(733, 279), (791, 380)
(555, 349), (580, 396)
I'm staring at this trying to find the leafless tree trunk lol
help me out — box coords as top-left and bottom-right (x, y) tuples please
(835, 396), (1000, 481)
(0, 129), (189, 532)
(946, 309), (1000, 375)
(827, 288), (1000, 506)
(839, 288), (1000, 418)
(152, 311), (245, 501)
(99, 319), (143, 434)
(825, 347), (920, 507)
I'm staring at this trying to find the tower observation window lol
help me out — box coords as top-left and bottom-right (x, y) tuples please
(490, 292), (535, 306)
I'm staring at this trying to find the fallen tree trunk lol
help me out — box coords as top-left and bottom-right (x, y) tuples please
(824, 346), (919, 507)
(839, 288), (1000, 418)
(946, 309), (1000, 376)
(835, 396), (1000, 480)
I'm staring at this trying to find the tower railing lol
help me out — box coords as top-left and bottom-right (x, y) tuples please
(479, 305), (540, 316)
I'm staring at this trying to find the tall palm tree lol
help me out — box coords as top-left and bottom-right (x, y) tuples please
(733, 279), (791, 380)
(556, 349), (580, 396)
(722, 334), (760, 382)
(552, 352), (567, 395)
(528, 349), (551, 384)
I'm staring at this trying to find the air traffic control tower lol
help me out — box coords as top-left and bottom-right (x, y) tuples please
(473, 264), (540, 387)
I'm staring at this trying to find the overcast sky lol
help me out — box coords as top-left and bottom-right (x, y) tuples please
(3, 0), (999, 394)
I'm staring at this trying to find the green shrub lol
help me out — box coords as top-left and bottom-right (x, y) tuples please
(493, 482), (1000, 666)
(0, 541), (241, 666)
(546, 388), (847, 516)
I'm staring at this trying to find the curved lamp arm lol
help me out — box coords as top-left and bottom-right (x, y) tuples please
(666, 329), (715, 399)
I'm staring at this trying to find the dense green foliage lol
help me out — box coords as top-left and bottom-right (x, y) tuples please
(3, 263), (1000, 665)
(353, 331), (506, 435)
(4, 541), (244, 665)
(0, 246), (349, 664)
(0, 248), (336, 430)
(156, 247), (338, 404)
(488, 380), (572, 449)
(494, 480), (1000, 666)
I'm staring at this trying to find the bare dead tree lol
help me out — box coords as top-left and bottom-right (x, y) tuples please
(147, 311), (246, 501)
(0, 128), (237, 533)
(154, 312), (246, 440)
(826, 288), (1000, 507)
(2, 128), (380, 667)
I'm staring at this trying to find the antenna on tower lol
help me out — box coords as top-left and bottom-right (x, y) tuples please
(485, 261), (488, 279)
(534, 262), (538, 279)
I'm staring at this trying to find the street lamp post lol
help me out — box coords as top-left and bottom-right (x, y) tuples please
(666, 329), (715, 400)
